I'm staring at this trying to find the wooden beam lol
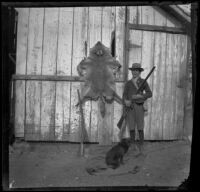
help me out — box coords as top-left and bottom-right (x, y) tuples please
(160, 5), (191, 24)
(12, 74), (124, 82)
(12, 75), (83, 81)
(128, 23), (187, 34)
(2, 2), (170, 8)
(159, 5), (191, 36)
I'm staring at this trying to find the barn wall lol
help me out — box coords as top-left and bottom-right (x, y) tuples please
(14, 7), (126, 143)
(14, 6), (190, 142)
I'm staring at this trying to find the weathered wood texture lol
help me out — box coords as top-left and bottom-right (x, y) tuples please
(25, 8), (44, 140)
(55, 8), (73, 141)
(127, 6), (189, 140)
(15, 6), (189, 142)
(15, 8), (29, 137)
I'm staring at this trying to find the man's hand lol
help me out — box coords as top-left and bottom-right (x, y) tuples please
(124, 100), (132, 107)
(132, 94), (144, 100)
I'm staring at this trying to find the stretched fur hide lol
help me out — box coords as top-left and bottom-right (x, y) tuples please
(77, 41), (122, 117)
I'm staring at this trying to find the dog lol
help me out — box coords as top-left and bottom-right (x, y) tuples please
(105, 138), (131, 169)
(86, 139), (131, 175)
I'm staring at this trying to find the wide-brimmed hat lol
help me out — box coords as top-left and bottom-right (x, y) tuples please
(128, 63), (144, 71)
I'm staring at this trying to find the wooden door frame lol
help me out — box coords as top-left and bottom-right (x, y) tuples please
(124, 6), (188, 82)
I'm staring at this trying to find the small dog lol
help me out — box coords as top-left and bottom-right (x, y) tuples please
(105, 138), (131, 169)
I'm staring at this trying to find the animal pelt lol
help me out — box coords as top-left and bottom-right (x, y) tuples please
(76, 41), (122, 117)
(105, 138), (131, 169)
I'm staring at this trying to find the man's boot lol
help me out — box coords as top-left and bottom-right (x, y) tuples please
(130, 130), (135, 143)
(130, 130), (137, 151)
(138, 130), (145, 155)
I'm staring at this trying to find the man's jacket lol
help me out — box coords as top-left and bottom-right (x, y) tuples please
(122, 77), (152, 104)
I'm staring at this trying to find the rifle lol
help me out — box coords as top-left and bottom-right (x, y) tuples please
(117, 66), (156, 129)
(77, 89), (85, 156)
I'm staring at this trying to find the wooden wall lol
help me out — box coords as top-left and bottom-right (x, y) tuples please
(127, 6), (189, 140)
(14, 7), (125, 143)
(14, 6), (189, 142)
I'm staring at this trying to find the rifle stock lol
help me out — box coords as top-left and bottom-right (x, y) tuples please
(117, 66), (156, 129)
(117, 105), (132, 129)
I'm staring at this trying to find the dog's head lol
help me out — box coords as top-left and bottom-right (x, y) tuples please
(120, 138), (131, 148)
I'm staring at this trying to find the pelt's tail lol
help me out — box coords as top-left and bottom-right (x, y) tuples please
(99, 97), (106, 117)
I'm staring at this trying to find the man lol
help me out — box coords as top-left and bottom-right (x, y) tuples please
(122, 63), (152, 155)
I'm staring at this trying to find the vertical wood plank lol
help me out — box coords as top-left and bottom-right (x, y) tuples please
(128, 30), (142, 79)
(26, 81), (41, 140)
(42, 8), (58, 75)
(175, 35), (188, 139)
(140, 31), (155, 140)
(88, 7), (102, 47)
(183, 36), (191, 139)
(137, 6), (142, 24)
(150, 32), (167, 140)
(55, 8), (73, 141)
(25, 8), (44, 140)
(15, 8), (29, 137)
(128, 6), (137, 24)
(88, 7), (102, 143)
(57, 8), (73, 76)
(70, 82), (81, 142)
(159, 32), (167, 140)
(56, 82), (71, 141)
(162, 33), (173, 140)
(141, 6), (154, 25)
(26, 8), (44, 75)
(139, 7), (155, 140)
(150, 32), (160, 140)
(15, 80), (26, 137)
(40, 82), (56, 140)
(102, 7), (115, 47)
(16, 8), (29, 75)
(90, 101), (98, 142)
(40, 8), (59, 140)
(115, 6), (125, 80)
(72, 7), (88, 76)
(98, 102), (114, 145)
(169, 34), (175, 139)
(172, 34), (179, 139)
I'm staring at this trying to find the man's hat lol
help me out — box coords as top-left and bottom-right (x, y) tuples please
(128, 63), (144, 71)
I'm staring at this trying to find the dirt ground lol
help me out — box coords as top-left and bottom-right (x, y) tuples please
(9, 139), (191, 189)
(8, 105), (193, 189)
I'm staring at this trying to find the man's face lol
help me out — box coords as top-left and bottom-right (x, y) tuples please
(131, 69), (141, 78)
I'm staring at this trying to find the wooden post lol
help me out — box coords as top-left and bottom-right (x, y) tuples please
(77, 89), (85, 156)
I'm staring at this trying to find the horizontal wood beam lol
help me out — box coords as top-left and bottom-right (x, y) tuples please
(128, 23), (187, 34)
(2, 2), (175, 7)
(12, 74), (124, 82)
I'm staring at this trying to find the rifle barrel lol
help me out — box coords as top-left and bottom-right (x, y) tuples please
(137, 66), (156, 93)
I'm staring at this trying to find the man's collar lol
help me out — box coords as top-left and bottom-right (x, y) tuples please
(132, 76), (140, 81)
